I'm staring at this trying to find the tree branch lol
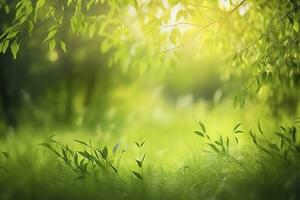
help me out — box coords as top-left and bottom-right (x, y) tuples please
(161, 0), (246, 32)
(162, 20), (218, 29)
(157, 1), (246, 54)
(35, 0), (59, 29)
(238, 5), (300, 54)
(226, 0), (246, 16)
(158, 30), (201, 54)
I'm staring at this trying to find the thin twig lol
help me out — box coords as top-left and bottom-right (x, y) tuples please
(232, 6), (300, 103)
(226, 0), (246, 16)
(160, 0), (246, 32)
(157, 1), (247, 54)
(35, 0), (59, 29)
(158, 30), (201, 54)
(238, 5), (300, 54)
(182, 2), (224, 16)
(162, 20), (218, 29)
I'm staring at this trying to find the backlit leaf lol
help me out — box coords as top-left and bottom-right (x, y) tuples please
(10, 40), (20, 59)
(131, 171), (143, 180)
(36, 0), (46, 10)
(233, 123), (242, 132)
(194, 131), (204, 137)
(43, 29), (57, 43)
(199, 121), (206, 134)
(60, 41), (67, 53)
(101, 146), (108, 160)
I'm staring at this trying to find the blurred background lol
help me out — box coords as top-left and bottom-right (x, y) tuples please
(0, 0), (299, 166)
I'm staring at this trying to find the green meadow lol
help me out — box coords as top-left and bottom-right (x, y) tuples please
(0, 0), (299, 199)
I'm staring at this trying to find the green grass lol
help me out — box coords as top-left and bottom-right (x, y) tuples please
(0, 99), (299, 200)
(0, 137), (299, 200)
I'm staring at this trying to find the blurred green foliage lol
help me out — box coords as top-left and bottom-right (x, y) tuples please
(0, 0), (299, 133)
(0, 1), (299, 199)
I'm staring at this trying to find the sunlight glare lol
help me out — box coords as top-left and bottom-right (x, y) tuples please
(218, 0), (231, 11)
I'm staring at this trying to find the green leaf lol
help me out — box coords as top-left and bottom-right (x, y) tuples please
(140, 141), (146, 147)
(268, 143), (280, 151)
(4, 5), (10, 14)
(87, 0), (94, 10)
(39, 142), (52, 149)
(219, 135), (223, 145)
(214, 141), (222, 146)
(280, 126), (286, 132)
(67, 0), (73, 6)
(233, 123), (242, 132)
(134, 142), (140, 147)
(235, 137), (239, 144)
(260, 147), (270, 155)
(234, 130), (244, 134)
(293, 21), (299, 32)
(6, 31), (19, 40)
(70, 16), (76, 33)
(258, 120), (264, 135)
(39, 143), (61, 157)
(135, 154), (146, 168)
(280, 138), (285, 150)
(94, 159), (104, 169)
(194, 131), (204, 137)
(60, 41), (67, 53)
(249, 130), (258, 145)
(274, 132), (288, 141)
(10, 40), (20, 60)
(78, 151), (92, 160)
(206, 134), (210, 140)
(2, 40), (9, 53)
(239, 95), (245, 108)
(131, 171), (143, 180)
(43, 29), (57, 42)
(226, 137), (229, 148)
(49, 39), (56, 52)
(109, 163), (118, 173)
(112, 143), (119, 154)
(101, 146), (108, 160)
(199, 121), (206, 134)
(36, 0), (46, 10)
(73, 139), (89, 147)
(1, 151), (10, 159)
(28, 21), (34, 36)
(135, 159), (143, 168)
(176, 10), (187, 21)
(207, 143), (220, 153)
(141, 154), (145, 162)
